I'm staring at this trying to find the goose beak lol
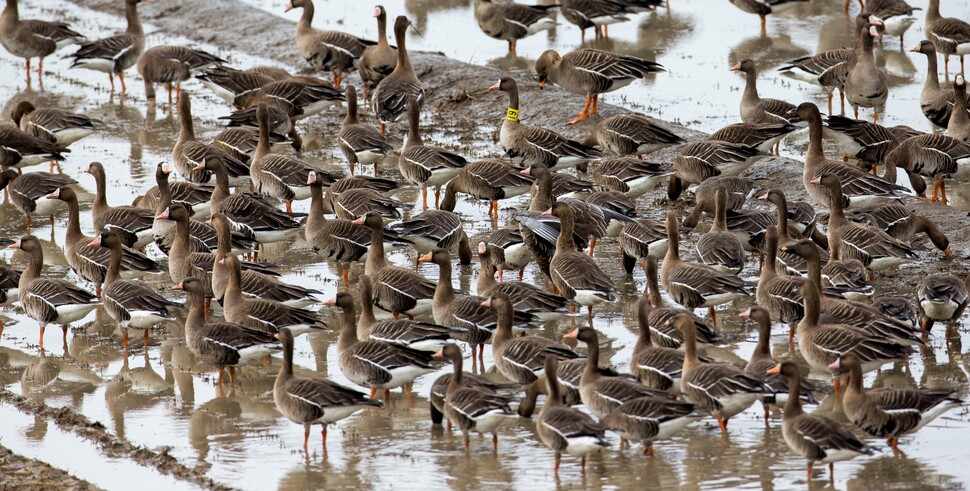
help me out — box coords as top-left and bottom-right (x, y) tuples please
(538, 81), (545, 89)
(909, 44), (920, 52)
(766, 364), (781, 375)
(480, 298), (491, 307)
(161, 163), (172, 175)
(172, 283), (183, 291)
(756, 192), (769, 201)
(155, 209), (170, 220)
(351, 216), (365, 225)
(477, 242), (487, 254)
(827, 359), (841, 370)
(785, 108), (797, 117)
(218, 258), (225, 265)
(809, 177), (821, 184)
(284, 3), (293, 12)
(307, 172), (316, 185)
(322, 298), (336, 307)
(417, 252), (433, 263)
(540, 208), (553, 216)
(730, 62), (741, 71)
(432, 350), (444, 358)
(191, 162), (205, 171)
(738, 309), (751, 319)
(7, 239), (20, 250)
(945, 247), (954, 259)
(45, 189), (60, 200)
(487, 81), (501, 91)
(518, 167), (531, 175)
(562, 328), (578, 340)
(88, 238), (100, 247)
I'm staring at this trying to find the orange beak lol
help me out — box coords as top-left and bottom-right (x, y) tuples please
(518, 167), (531, 175)
(417, 252), (433, 263)
(323, 298), (336, 307)
(809, 176), (821, 184)
(909, 44), (920, 52)
(172, 283), (183, 291)
(562, 328), (578, 340)
(827, 359), (841, 370)
(155, 209), (170, 220)
(284, 3), (293, 12)
(161, 163), (172, 174)
(730, 62), (741, 71)
(538, 81), (545, 89)
(945, 247), (955, 259)
(192, 162), (205, 171)
(480, 298), (492, 308)
(351, 216), (365, 225)
(757, 192), (769, 201)
(766, 364), (781, 375)
(88, 238), (100, 247)
(738, 309), (751, 319)
(8, 240), (21, 250)
(488, 82), (500, 91)
(432, 350), (444, 358)
(541, 208), (553, 216)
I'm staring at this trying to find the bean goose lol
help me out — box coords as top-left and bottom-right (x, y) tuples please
(662, 211), (749, 326)
(11, 101), (100, 149)
(490, 77), (602, 170)
(371, 16), (423, 136)
(868, 0), (918, 44)
(137, 46), (224, 105)
(90, 231), (181, 351)
(671, 140), (762, 191)
(673, 313), (769, 432)
(792, 102), (906, 209)
(85, 162), (155, 249)
(537, 355), (609, 476)
(358, 6), (396, 99)
(0, 169), (75, 229)
(768, 361), (873, 484)
(175, 277), (280, 386)
(9, 235), (99, 350)
(400, 100), (467, 210)
(846, 204), (952, 258)
(438, 159), (533, 218)
(358, 275), (457, 352)
(728, 0), (809, 31)
(285, 0), (373, 88)
(339, 85), (391, 175)
(67, 0), (145, 92)
(330, 292), (436, 403)
(535, 48), (663, 124)
(274, 327), (382, 453)
(474, 0), (556, 53)
(173, 94), (250, 185)
(925, 0), (970, 75)
(909, 40), (969, 129)
(583, 114), (684, 157)
(831, 354), (963, 453)
(709, 122), (798, 154)
(357, 211), (436, 318)
(917, 273), (969, 337)
(845, 25), (888, 123)
(732, 59), (798, 129)
(884, 134), (970, 206)
(477, 242), (575, 321)
(0, 0), (83, 84)
(950, 75), (970, 141)
(0, 125), (67, 171)
(434, 344), (515, 451)
(390, 210), (471, 265)
(696, 188), (745, 274)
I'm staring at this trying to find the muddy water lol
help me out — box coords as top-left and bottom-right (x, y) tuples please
(0, 0), (969, 489)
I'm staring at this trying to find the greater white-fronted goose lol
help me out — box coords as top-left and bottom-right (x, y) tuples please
(925, 0), (970, 74)
(474, 0), (555, 53)
(285, 0), (373, 88)
(390, 210), (471, 265)
(671, 139), (762, 191)
(673, 313), (769, 432)
(629, 294), (689, 391)
(793, 102), (906, 209)
(400, 100), (467, 210)
(358, 275), (457, 352)
(619, 218), (667, 276)
(0, 258), (21, 304)
(67, 0), (145, 92)
(371, 16), (423, 136)
(90, 231), (181, 351)
(434, 343), (515, 451)
(709, 122), (798, 154)
(884, 134), (970, 206)
(0, 0), (83, 84)
(823, 115), (923, 173)
(438, 158), (533, 218)
(560, 0), (661, 42)
(196, 65), (280, 107)
(732, 59), (798, 130)
(11, 101), (100, 148)
(48, 186), (161, 295)
(917, 273), (969, 338)
(759, 188), (829, 275)
(756, 226), (805, 330)
(0, 125), (67, 171)
(535, 48), (663, 124)
(0, 169), (75, 230)
(695, 188), (745, 274)
(429, 363), (514, 427)
(85, 162), (155, 250)
(591, 157), (671, 199)
(477, 243), (575, 322)
(831, 354), (963, 453)
(768, 360), (873, 484)
(486, 290), (576, 384)
(144, 162), (226, 254)
(211, 126), (292, 164)
(357, 5), (396, 99)
(662, 211), (749, 326)
(357, 211), (436, 318)
(9, 235), (99, 350)
(220, 255), (325, 337)
(872, 295), (918, 326)
(157, 204), (216, 304)
(599, 392), (701, 457)
(584, 114), (684, 157)
(537, 355), (609, 476)
(137, 46), (225, 105)
(845, 25), (888, 123)
(173, 94), (250, 184)
(910, 40), (969, 129)
(339, 85), (391, 175)
(822, 257), (874, 301)
(332, 186), (406, 221)
(846, 203), (952, 258)
(490, 77), (602, 170)
(728, 0), (809, 32)
(175, 277), (280, 385)
(238, 78), (343, 122)
(868, 0), (918, 44)
(681, 176), (754, 229)
(331, 292), (436, 403)
(323, 175), (399, 215)
(274, 327), (382, 453)
(545, 201), (616, 323)
(481, 228), (532, 282)
(950, 75), (970, 141)
(642, 257), (722, 349)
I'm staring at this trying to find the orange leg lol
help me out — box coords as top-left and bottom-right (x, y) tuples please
(342, 266), (350, 285)
(591, 95), (599, 114)
(568, 97), (593, 125)
(554, 452), (561, 476)
(122, 330), (130, 352)
(108, 73), (115, 92)
(518, 269), (524, 282)
(588, 237), (597, 257)
(807, 462), (813, 482)
(492, 433), (498, 451)
(38, 324), (45, 350)
(715, 412), (728, 433)
(380, 123), (386, 138)
(229, 366), (237, 385)
(940, 180), (949, 206)
(587, 305), (594, 325)
(581, 456), (587, 474)
(434, 188), (441, 209)
(834, 377), (842, 394)
(828, 463), (835, 485)
(421, 187), (429, 211)
(872, 110), (879, 124)
(334, 73), (342, 89)
(760, 16), (766, 33)
(285, 201), (293, 214)
(827, 92), (834, 116)
(464, 433), (470, 451)
(119, 71), (127, 93)
(322, 426), (328, 448)
(303, 426), (311, 451)
(709, 307), (718, 327)
(175, 85), (182, 103)
(216, 368), (224, 385)
(167, 83), (173, 105)
(498, 268), (504, 282)
(25, 58), (31, 85)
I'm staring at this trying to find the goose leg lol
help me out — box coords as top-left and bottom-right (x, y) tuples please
(216, 368), (224, 385)
(945, 56), (950, 75)
(498, 267), (504, 282)
(828, 463), (835, 486)
(464, 433), (470, 451)
(588, 237), (596, 257)
(715, 412), (728, 433)
(760, 16), (766, 34)
(843, 0), (849, 14)
(519, 269), (525, 282)
(119, 71), (127, 93)
(807, 463), (813, 483)
(941, 180), (949, 205)
(708, 307), (718, 327)
(643, 444), (654, 457)
(342, 266), (350, 285)
(478, 343), (485, 368)
(603, 25), (609, 39)
(24, 58), (30, 86)
(587, 305), (594, 324)
(38, 58), (43, 82)
(303, 425), (311, 451)
(25, 215), (31, 232)
(123, 330), (129, 352)
(492, 433), (498, 451)
(853, 107), (859, 120)
(109, 73), (115, 92)
(229, 366), (237, 386)
(568, 97), (593, 125)
(422, 187), (428, 211)
(434, 187), (441, 209)
(591, 95), (598, 114)
(919, 179), (941, 202)
(286, 201), (293, 214)
(143, 328), (150, 350)
(38, 324), (45, 350)
(580, 456), (587, 474)
(322, 426), (328, 448)
(334, 73), (342, 89)
(554, 452), (561, 476)
(167, 83), (173, 106)
(839, 90), (845, 116)
(873, 110), (879, 124)
(380, 123), (386, 137)
(384, 389), (391, 401)
(827, 92), (833, 116)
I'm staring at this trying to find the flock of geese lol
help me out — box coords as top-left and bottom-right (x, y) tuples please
(1, 0), (970, 483)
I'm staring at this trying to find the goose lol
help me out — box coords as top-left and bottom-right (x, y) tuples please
(917, 273), (969, 338)
(438, 159), (533, 218)
(67, 0), (146, 92)
(768, 361), (873, 485)
(138, 162), (214, 219)
(481, 228), (532, 282)
(8, 235), (99, 350)
(883, 134), (970, 206)
(559, 0), (662, 42)
(629, 293), (691, 391)
(731, 59), (799, 129)
(274, 327), (382, 452)
(233, 78), (343, 123)
(910, 40), (969, 129)
(591, 158), (671, 198)
(356, 211), (436, 319)
(868, 0), (918, 45)
(323, 175), (399, 215)
(399, 99), (467, 210)
(174, 277), (280, 385)
(681, 176), (754, 229)
(709, 122), (798, 154)
(477, 243), (575, 322)
(831, 354), (963, 453)
(619, 218), (668, 276)
(137, 46), (225, 105)
(822, 115), (923, 172)
(950, 75), (970, 142)
(537, 355), (609, 476)
(844, 25), (888, 123)
(339, 85), (392, 175)
(756, 225), (806, 330)
(490, 77), (602, 170)
(85, 162), (155, 250)
(11, 101), (100, 149)
(332, 186), (407, 221)
(759, 188), (829, 275)
(583, 114), (684, 157)
(672, 313), (769, 432)
(728, 0), (810, 32)
(429, 363), (514, 427)
(871, 296), (919, 327)
(791, 102), (906, 209)
(89, 231), (181, 351)
(671, 139), (762, 191)
(371, 16), (423, 136)
(599, 393), (701, 457)
(642, 256), (722, 349)
(220, 255), (325, 337)
(390, 210), (471, 266)
(358, 5), (396, 99)
(285, 0), (374, 88)
(474, 0), (556, 53)
(358, 275), (457, 352)
(925, 0), (970, 75)
(0, 0), (84, 84)
(172, 94), (250, 185)
(434, 343), (515, 451)
(211, 126), (292, 164)
(661, 211), (749, 326)
(0, 169), (75, 230)
(696, 188), (745, 274)
(330, 292), (436, 403)
(535, 48), (664, 124)
(196, 65), (280, 107)
(0, 125), (67, 171)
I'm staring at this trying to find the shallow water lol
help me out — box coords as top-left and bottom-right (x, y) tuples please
(1, 0), (970, 489)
